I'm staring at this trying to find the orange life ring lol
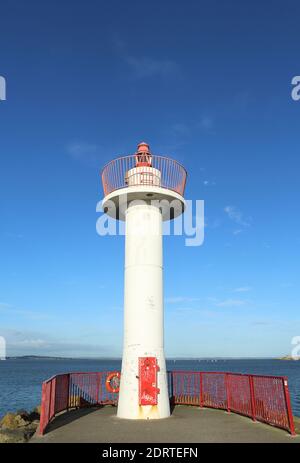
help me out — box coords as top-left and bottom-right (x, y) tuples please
(106, 372), (121, 393)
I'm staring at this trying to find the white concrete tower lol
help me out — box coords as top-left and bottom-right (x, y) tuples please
(101, 142), (186, 419)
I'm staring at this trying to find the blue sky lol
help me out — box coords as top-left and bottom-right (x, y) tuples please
(0, 0), (299, 357)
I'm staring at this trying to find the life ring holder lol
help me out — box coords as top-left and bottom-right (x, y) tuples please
(106, 372), (121, 393)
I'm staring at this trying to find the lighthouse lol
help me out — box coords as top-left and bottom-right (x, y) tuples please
(101, 142), (187, 419)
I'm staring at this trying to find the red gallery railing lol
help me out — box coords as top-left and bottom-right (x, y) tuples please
(39, 371), (296, 436)
(101, 155), (187, 197)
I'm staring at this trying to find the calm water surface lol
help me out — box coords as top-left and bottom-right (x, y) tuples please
(0, 358), (299, 417)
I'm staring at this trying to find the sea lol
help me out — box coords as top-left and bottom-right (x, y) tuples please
(0, 358), (299, 418)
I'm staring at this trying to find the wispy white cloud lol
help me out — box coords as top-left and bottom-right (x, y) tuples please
(174, 307), (200, 313)
(215, 299), (247, 308)
(15, 338), (48, 348)
(110, 31), (183, 83)
(224, 205), (251, 227)
(111, 35), (179, 80)
(233, 286), (252, 293)
(204, 217), (221, 229)
(66, 141), (102, 166)
(0, 302), (12, 308)
(198, 116), (214, 132)
(165, 296), (202, 304)
(233, 229), (242, 235)
(203, 179), (216, 187)
(173, 307), (217, 318)
(251, 321), (270, 326)
(224, 206), (252, 235)
(262, 242), (271, 249)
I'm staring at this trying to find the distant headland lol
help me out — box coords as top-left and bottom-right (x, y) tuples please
(4, 355), (299, 361)
(278, 355), (300, 361)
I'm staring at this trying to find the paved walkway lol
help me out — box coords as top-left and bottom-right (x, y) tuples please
(31, 405), (300, 443)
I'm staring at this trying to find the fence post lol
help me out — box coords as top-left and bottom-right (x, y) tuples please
(48, 378), (53, 421)
(283, 377), (296, 436)
(39, 382), (47, 435)
(96, 372), (101, 405)
(169, 372), (174, 406)
(225, 373), (231, 413)
(249, 375), (256, 422)
(66, 373), (70, 410)
(173, 372), (177, 404)
(200, 372), (203, 408)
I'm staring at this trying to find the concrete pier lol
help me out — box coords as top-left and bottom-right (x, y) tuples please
(31, 405), (300, 443)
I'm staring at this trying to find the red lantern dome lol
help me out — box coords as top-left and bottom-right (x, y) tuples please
(135, 142), (152, 167)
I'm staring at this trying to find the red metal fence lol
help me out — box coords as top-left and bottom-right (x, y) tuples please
(39, 372), (118, 435)
(39, 371), (296, 436)
(169, 371), (295, 435)
(101, 155), (187, 197)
